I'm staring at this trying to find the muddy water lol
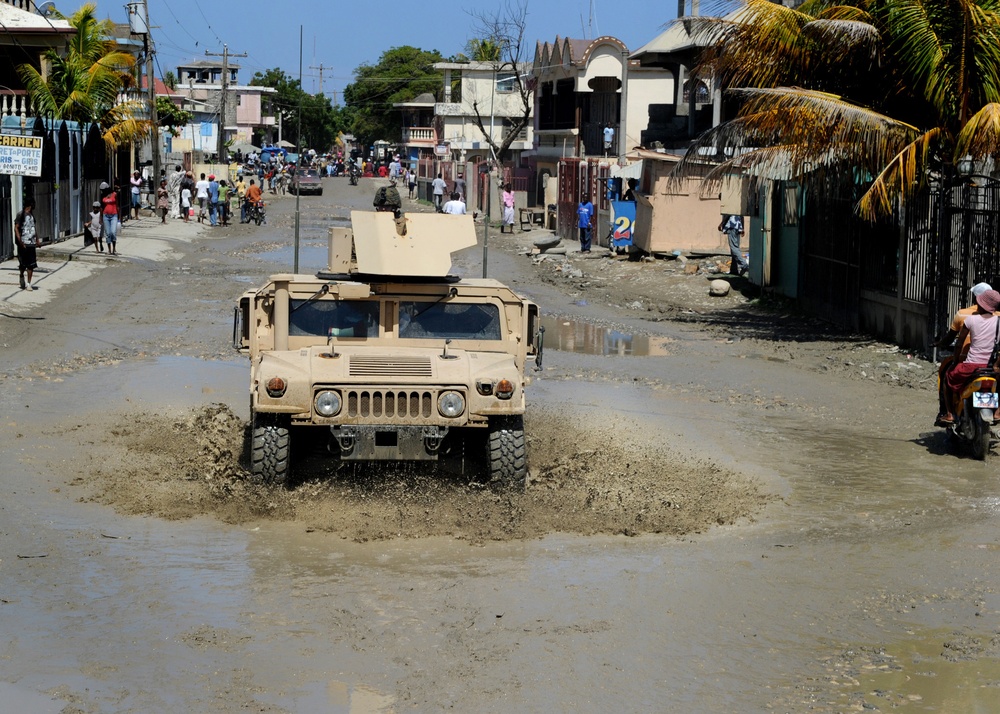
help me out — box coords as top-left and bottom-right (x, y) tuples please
(3, 352), (1000, 712)
(257, 215), (351, 271)
(540, 315), (673, 356)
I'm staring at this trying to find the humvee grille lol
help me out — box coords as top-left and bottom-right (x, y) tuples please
(346, 389), (434, 419)
(349, 355), (433, 377)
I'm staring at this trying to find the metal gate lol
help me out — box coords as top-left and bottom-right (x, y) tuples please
(0, 175), (12, 262)
(925, 179), (1000, 340)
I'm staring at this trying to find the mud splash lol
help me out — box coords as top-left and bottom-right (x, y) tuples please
(72, 404), (771, 543)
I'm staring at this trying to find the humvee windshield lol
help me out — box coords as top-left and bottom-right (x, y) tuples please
(399, 302), (501, 340)
(289, 299), (380, 337)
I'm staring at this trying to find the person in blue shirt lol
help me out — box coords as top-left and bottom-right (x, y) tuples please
(207, 174), (220, 226)
(577, 195), (595, 253)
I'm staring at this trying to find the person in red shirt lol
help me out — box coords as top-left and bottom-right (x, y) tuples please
(100, 181), (119, 255)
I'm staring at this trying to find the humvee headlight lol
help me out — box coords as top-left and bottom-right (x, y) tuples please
(314, 390), (342, 417)
(438, 391), (465, 418)
(495, 379), (515, 399)
(266, 376), (287, 397)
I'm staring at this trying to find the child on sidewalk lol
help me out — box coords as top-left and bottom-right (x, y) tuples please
(85, 201), (104, 252)
(181, 185), (192, 223)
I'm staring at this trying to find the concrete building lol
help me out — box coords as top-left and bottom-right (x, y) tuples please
(431, 61), (533, 167)
(170, 59), (275, 156)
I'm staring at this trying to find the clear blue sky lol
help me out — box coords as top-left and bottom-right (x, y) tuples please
(114, 0), (690, 101)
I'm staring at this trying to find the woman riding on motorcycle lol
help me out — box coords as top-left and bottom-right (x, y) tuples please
(941, 288), (1000, 424)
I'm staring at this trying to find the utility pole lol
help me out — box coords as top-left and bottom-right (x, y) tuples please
(131, 1), (160, 191)
(205, 45), (247, 165)
(309, 63), (331, 95)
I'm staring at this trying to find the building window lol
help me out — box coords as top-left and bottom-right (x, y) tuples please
(496, 72), (516, 94)
(682, 79), (710, 104)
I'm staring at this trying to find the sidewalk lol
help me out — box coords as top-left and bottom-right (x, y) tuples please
(1, 214), (206, 308)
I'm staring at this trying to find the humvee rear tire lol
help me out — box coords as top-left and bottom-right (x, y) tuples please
(250, 414), (290, 486)
(488, 415), (526, 490)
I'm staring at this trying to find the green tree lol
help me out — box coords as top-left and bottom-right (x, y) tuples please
(17, 3), (148, 150)
(342, 46), (445, 147)
(155, 97), (193, 137)
(681, 0), (1000, 218)
(250, 67), (346, 151)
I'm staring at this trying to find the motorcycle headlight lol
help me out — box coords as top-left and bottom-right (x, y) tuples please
(314, 390), (342, 417)
(437, 391), (465, 418)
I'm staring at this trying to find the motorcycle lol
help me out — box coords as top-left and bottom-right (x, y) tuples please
(247, 200), (266, 226)
(941, 368), (998, 459)
(349, 167), (359, 186)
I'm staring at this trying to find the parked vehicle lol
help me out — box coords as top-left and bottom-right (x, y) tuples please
(233, 211), (542, 489)
(291, 168), (323, 196)
(941, 368), (998, 459)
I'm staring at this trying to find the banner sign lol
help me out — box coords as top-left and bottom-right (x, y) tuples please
(610, 199), (636, 248)
(0, 134), (43, 177)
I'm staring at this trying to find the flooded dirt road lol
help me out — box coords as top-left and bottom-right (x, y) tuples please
(1, 180), (999, 713)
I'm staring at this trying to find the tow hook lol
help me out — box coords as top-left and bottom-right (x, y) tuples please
(333, 429), (356, 455)
(424, 427), (447, 454)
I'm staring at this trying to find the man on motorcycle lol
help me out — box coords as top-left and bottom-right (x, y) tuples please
(936, 282), (993, 424)
(940, 288), (1000, 424)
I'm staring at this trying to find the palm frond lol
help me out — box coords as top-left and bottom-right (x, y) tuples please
(955, 101), (1000, 156)
(693, 0), (815, 88)
(801, 19), (880, 61)
(857, 127), (942, 220)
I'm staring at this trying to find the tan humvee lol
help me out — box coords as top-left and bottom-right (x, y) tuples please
(233, 211), (542, 488)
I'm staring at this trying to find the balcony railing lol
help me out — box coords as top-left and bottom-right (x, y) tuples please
(402, 126), (437, 145)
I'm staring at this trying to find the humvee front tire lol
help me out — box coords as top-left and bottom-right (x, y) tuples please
(488, 416), (527, 490)
(250, 414), (290, 486)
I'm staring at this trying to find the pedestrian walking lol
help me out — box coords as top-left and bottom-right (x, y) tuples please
(181, 184), (192, 223)
(577, 194), (594, 253)
(719, 214), (748, 275)
(168, 165), (184, 218)
(432, 172), (447, 212)
(208, 174), (220, 226)
(100, 181), (119, 255)
(218, 180), (231, 226)
(443, 192), (466, 215)
(85, 201), (104, 252)
(15, 199), (39, 290)
(235, 174), (247, 223)
(195, 173), (209, 223)
(501, 183), (516, 233)
(156, 179), (169, 223)
(454, 172), (466, 202)
(406, 167), (416, 199)
(130, 170), (143, 219)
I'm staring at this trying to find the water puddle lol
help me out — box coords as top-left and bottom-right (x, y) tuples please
(540, 315), (673, 356)
(256, 215), (351, 272)
(848, 628), (1000, 711)
(258, 242), (329, 272)
(756, 414), (1000, 537)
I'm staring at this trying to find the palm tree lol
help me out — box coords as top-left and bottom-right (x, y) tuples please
(677, 0), (1000, 218)
(466, 37), (504, 62)
(17, 3), (150, 150)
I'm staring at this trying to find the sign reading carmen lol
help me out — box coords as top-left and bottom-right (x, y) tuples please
(0, 134), (43, 177)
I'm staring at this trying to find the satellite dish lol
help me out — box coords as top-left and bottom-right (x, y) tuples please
(36, 1), (56, 16)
